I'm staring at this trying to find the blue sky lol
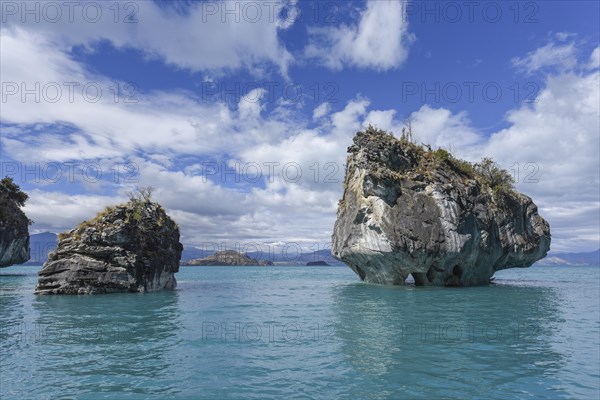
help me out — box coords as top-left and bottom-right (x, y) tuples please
(1, 0), (599, 253)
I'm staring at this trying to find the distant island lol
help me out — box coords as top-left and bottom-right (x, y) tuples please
(306, 261), (329, 266)
(184, 250), (274, 266)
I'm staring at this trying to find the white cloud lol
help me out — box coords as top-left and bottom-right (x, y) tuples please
(236, 99), (372, 191)
(1, 1), (293, 75)
(312, 103), (331, 120)
(363, 110), (398, 132)
(135, 159), (249, 218)
(409, 105), (484, 159)
(305, 0), (414, 70)
(330, 98), (370, 136)
(588, 46), (600, 70)
(0, 28), (293, 162)
(555, 32), (577, 42)
(24, 190), (119, 232)
(512, 41), (577, 74)
(238, 88), (267, 120)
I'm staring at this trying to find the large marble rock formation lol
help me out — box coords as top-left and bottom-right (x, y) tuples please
(0, 177), (30, 267)
(36, 199), (183, 294)
(332, 127), (550, 286)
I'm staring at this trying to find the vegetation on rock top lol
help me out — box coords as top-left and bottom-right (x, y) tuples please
(0, 177), (29, 207)
(59, 187), (172, 242)
(352, 125), (516, 199)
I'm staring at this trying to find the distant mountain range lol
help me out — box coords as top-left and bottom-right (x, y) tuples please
(536, 249), (600, 266)
(23, 232), (599, 267)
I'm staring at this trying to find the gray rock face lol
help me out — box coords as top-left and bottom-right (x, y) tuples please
(186, 250), (274, 266)
(36, 201), (183, 294)
(332, 128), (551, 286)
(0, 180), (30, 267)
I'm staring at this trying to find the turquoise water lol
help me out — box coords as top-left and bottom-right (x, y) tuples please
(1, 265), (599, 399)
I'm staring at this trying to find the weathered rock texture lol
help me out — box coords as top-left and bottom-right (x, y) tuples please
(36, 200), (183, 294)
(332, 128), (551, 286)
(0, 179), (30, 267)
(185, 250), (274, 266)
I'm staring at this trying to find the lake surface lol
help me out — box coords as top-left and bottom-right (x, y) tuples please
(1, 264), (599, 399)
